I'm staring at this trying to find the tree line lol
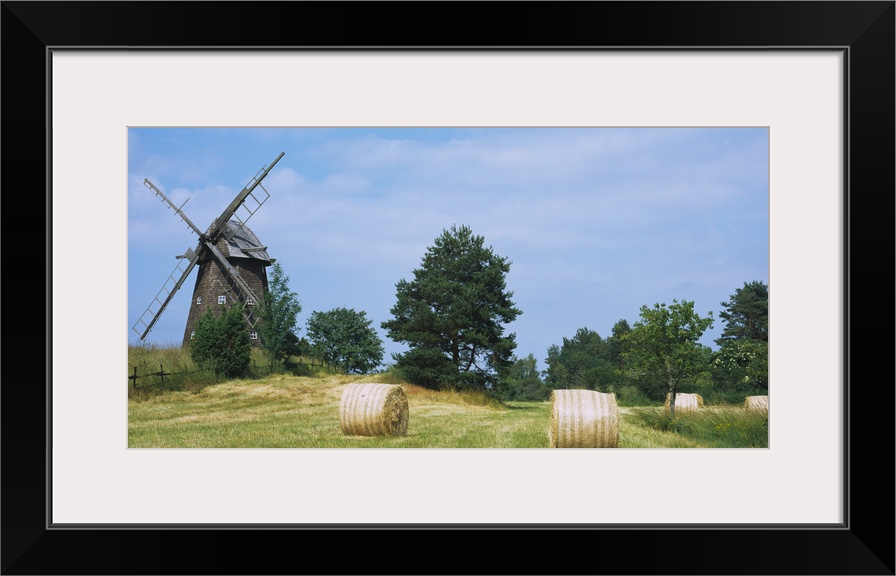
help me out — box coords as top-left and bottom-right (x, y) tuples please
(189, 224), (768, 412)
(505, 281), (768, 410)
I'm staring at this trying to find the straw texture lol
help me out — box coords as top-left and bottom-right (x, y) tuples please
(744, 395), (769, 415)
(549, 389), (619, 448)
(665, 393), (702, 414)
(339, 383), (409, 437)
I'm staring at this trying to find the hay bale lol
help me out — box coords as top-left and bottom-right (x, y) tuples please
(665, 393), (702, 414)
(339, 383), (409, 437)
(744, 395), (769, 415)
(549, 389), (619, 448)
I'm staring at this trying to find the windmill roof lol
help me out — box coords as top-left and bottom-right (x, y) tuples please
(207, 220), (272, 262)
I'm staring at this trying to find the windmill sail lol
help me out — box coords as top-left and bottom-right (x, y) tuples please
(222, 176), (270, 242)
(208, 152), (284, 242)
(143, 179), (204, 237)
(132, 247), (199, 340)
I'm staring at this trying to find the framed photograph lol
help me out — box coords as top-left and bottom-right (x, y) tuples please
(5, 2), (892, 574)
(124, 125), (770, 451)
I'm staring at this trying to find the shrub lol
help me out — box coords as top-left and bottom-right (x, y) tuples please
(189, 305), (252, 379)
(376, 365), (409, 385)
(701, 388), (765, 406)
(615, 385), (653, 406)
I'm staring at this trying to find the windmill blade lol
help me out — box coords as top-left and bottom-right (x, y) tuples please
(222, 179), (270, 243)
(203, 240), (262, 308)
(132, 247), (200, 340)
(207, 152), (285, 242)
(143, 179), (205, 237)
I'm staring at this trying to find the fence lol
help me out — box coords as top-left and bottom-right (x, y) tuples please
(128, 358), (332, 389)
(127, 364), (209, 388)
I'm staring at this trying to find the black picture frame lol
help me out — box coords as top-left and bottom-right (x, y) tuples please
(3, 2), (893, 574)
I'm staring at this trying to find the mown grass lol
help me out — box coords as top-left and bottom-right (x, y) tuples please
(129, 372), (551, 448)
(129, 372), (768, 448)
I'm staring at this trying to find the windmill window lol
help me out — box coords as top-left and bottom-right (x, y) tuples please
(190, 331), (195, 340)
(246, 298), (255, 306)
(196, 296), (202, 305)
(218, 295), (226, 305)
(249, 331), (258, 340)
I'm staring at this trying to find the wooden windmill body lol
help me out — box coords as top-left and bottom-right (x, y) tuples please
(182, 220), (272, 347)
(132, 152), (284, 348)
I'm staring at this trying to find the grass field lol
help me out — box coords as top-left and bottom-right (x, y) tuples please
(128, 372), (768, 448)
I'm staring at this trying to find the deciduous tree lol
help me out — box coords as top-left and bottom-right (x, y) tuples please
(258, 262), (303, 371)
(306, 307), (385, 374)
(712, 337), (769, 391)
(622, 299), (714, 417)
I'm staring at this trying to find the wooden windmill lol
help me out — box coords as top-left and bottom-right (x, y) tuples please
(132, 152), (284, 347)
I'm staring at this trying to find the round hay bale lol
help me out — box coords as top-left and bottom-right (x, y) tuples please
(665, 393), (702, 414)
(549, 389), (619, 448)
(744, 395), (769, 415)
(339, 383), (409, 437)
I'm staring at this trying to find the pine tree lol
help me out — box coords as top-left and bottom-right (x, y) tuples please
(382, 224), (522, 391)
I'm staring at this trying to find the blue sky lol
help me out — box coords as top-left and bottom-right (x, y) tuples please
(128, 127), (768, 371)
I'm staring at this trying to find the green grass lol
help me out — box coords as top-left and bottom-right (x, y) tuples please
(619, 406), (769, 448)
(128, 372), (768, 448)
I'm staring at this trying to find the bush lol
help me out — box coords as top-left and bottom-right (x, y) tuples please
(700, 388), (765, 406)
(375, 365), (409, 385)
(504, 381), (552, 402)
(189, 305), (252, 379)
(615, 385), (653, 407)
